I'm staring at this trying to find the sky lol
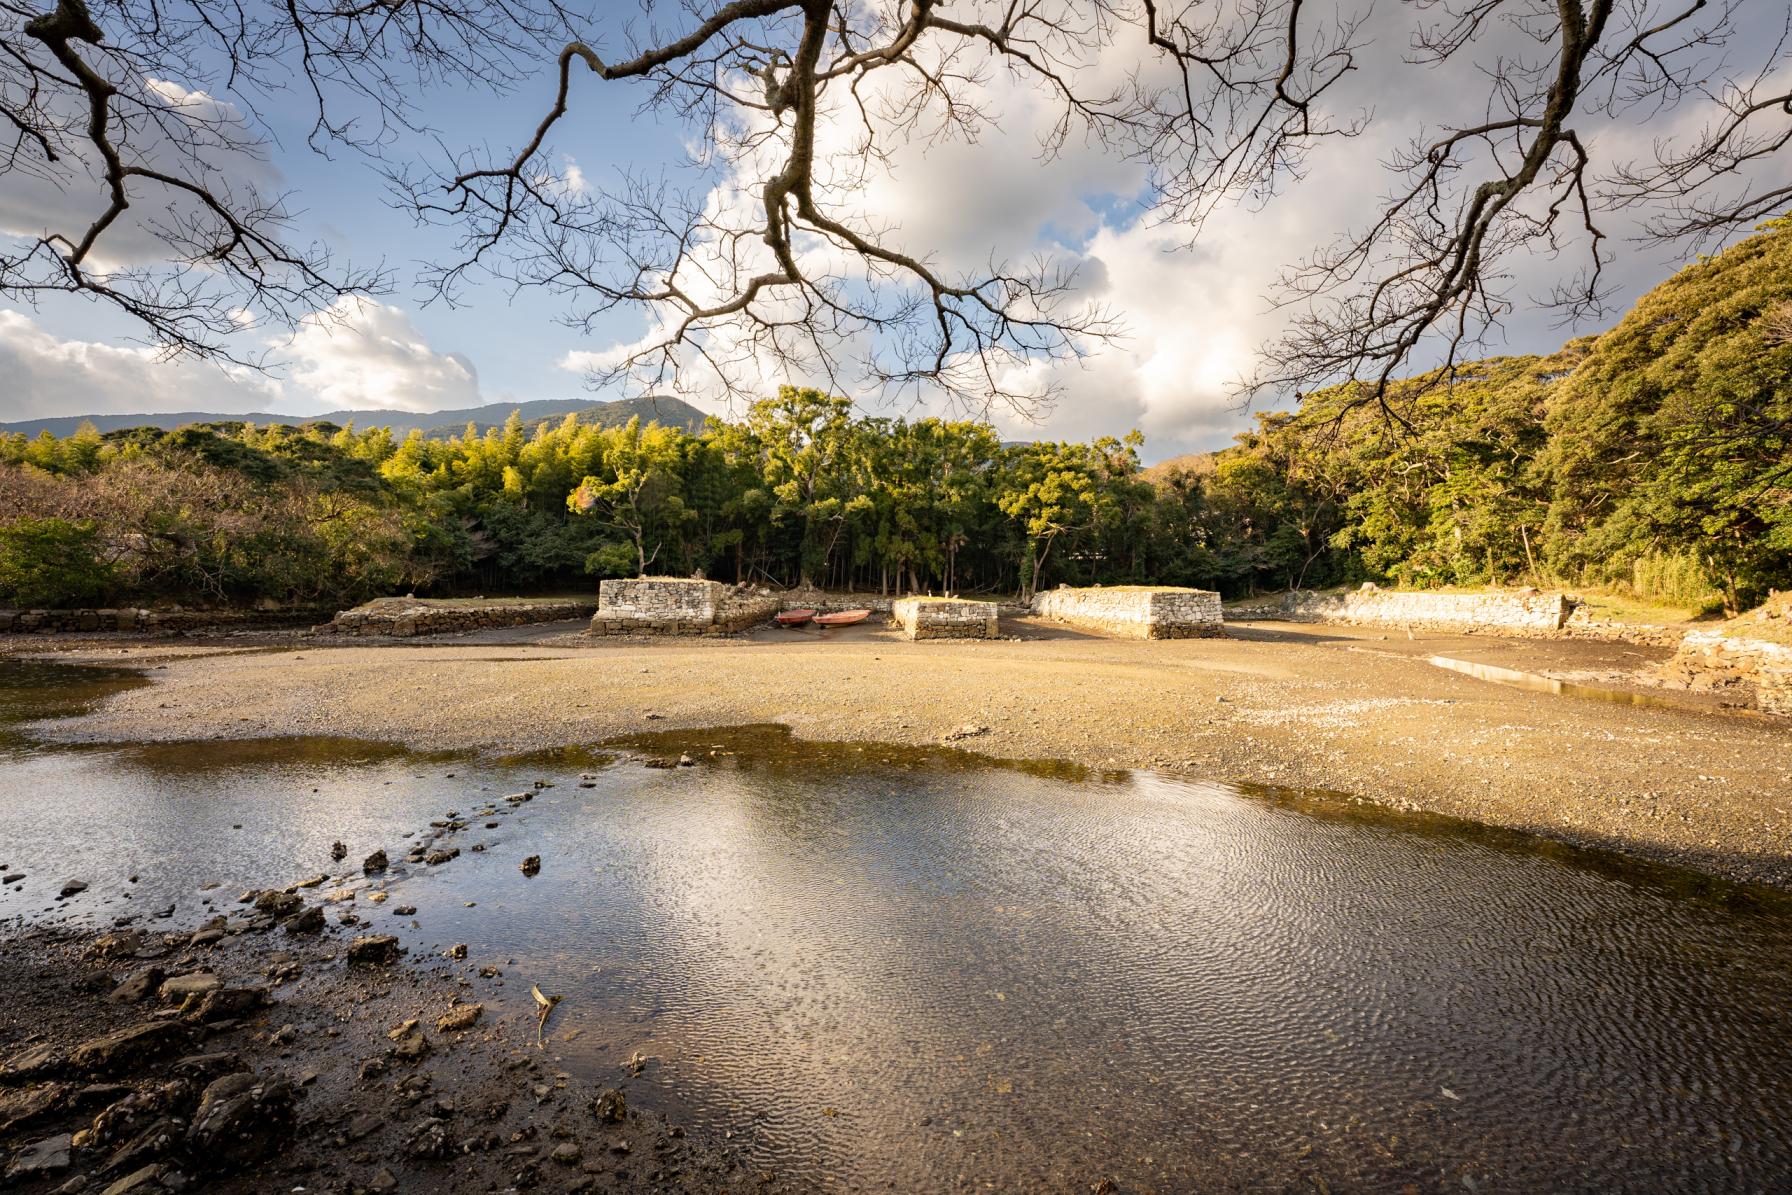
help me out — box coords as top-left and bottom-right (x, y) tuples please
(3, 2), (1789, 462)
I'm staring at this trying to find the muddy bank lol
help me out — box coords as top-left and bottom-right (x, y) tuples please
(1, 862), (795, 1195)
(20, 618), (1792, 889)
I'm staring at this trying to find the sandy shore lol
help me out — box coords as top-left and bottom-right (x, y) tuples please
(23, 617), (1792, 890)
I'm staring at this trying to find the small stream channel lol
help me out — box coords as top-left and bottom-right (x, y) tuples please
(3, 657), (1790, 1190)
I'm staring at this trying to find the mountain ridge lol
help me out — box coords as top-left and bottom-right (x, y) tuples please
(0, 395), (712, 439)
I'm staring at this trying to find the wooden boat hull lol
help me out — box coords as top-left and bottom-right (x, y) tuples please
(813, 609), (871, 627)
(775, 609), (815, 627)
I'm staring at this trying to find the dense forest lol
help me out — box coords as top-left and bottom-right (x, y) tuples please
(4, 220), (1789, 614)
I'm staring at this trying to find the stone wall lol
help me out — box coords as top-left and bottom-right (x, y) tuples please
(892, 597), (999, 641)
(1277, 587), (1572, 635)
(1031, 585), (1224, 639)
(588, 578), (779, 636)
(0, 608), (325, 634)
(322, 599), (594, 638)
(1663, 630), (1792, 715)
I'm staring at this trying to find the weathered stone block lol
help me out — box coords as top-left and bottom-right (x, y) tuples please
(1279, 588), (1571, 634)
(1032, 585), (1223, 639)
(893, 597), (998, 641)
(1666, 629), (1792, 715)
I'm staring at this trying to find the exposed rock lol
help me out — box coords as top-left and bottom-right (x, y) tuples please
(167, 1053), (247, 1084)
(90, 931), (145, 960)
(69, 1023), (191, 1076)
(551, 1141), (582, 1164)
(346, 936), (401, 966)
(330, 841), (348, 862)
(100, 1163), (166, 1194)
(362, 850), (388, 875)
(4, 1132), (73, 1182)
(252, 890), (303, 919)
(367, 1166), (398, 1191)
(0, 1083), (67, 1133)
(405, 1115), (453, 1159)
(590, 1088), (627, 1124)
(0, 1043), (63, 1083)
(443, 943), (468, 961)
(519, 856), (541, 877)
(103, 1116), (181, 1174)
(59, 881), (89, 899)
(281, 906), (325, 935)
(181, 987), (269, 1024)
(435, 1003), (482, 1033)
(387, 1020), (430, 1062)
(157, 973), (220, 1003)
(108, 967), (167, 1004)
(392, 905), (417, 917)
(184, 1072), (297, 1172)
(88, 1081), (192, 1148)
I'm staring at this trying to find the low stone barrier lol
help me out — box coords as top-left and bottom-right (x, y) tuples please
(588, 578), (779, 636)
(1031, 585), (1224, 639)
(0, 608), (326, 634)
(1663, 630), (1792, 715)
(893, 597), (998, 641)
(1277, 588), (1572, 635)
(322, 599), (594, 638)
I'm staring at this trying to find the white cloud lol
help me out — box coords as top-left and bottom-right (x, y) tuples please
(0, 309), (284, 420)
(0, 298), (483, 420)
(285, 297), (482, 412)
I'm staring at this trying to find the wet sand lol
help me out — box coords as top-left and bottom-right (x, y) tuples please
(21, 617), (1792, 890)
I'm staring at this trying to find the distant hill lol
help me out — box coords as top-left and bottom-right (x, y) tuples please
(0, 395), (712, 439)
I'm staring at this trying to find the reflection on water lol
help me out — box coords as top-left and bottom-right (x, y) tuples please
(1424, 653), (1760, 717)
(3, 662), (1791, 1190)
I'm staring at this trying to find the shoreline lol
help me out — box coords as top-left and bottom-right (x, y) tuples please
(11, 617), (1792, 892)
(0, 833), (795, 1195)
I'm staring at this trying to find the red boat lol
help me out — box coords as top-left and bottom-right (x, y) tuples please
(813, 609), (871, 628)
(775, 608), (815, 627)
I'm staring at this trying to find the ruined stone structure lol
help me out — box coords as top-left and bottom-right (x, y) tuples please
(1031, 585), (1224, 639)
(892, 597), (999, 640)
(0, 608), (323, 634)
(323, 598), (594, 637)
(1277, 587), (1572, 635)
(588, 578), (779, 636)
(1664, 629), (1792, 715)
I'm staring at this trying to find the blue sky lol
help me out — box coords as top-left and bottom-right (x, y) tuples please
(4, 3), (1789, 462)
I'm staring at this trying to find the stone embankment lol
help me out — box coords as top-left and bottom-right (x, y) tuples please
(1271, 587), (1573, 635)
(321, 598), (594, 638)
(1031, 585), (1224, 639)
(0, 608), (324, 635)
(588, 578), (779, 636)
(893, 597), (999, 640)
(1660, 597), (1792, 715)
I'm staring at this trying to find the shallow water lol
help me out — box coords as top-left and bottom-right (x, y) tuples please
(1423, 652), (1764, 718)
(4, 659), (1791, 1191)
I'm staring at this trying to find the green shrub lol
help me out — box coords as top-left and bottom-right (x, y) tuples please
(0, 518), (117, 607)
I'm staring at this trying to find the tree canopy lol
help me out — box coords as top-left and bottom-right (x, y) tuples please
(5, 0), (1789, 410)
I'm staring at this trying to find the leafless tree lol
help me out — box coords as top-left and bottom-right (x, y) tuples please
(1, 0), (572, 362)
(6, 0), (1790, 411)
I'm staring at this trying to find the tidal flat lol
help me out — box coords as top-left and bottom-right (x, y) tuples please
(2, 647), (1791, 1191)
